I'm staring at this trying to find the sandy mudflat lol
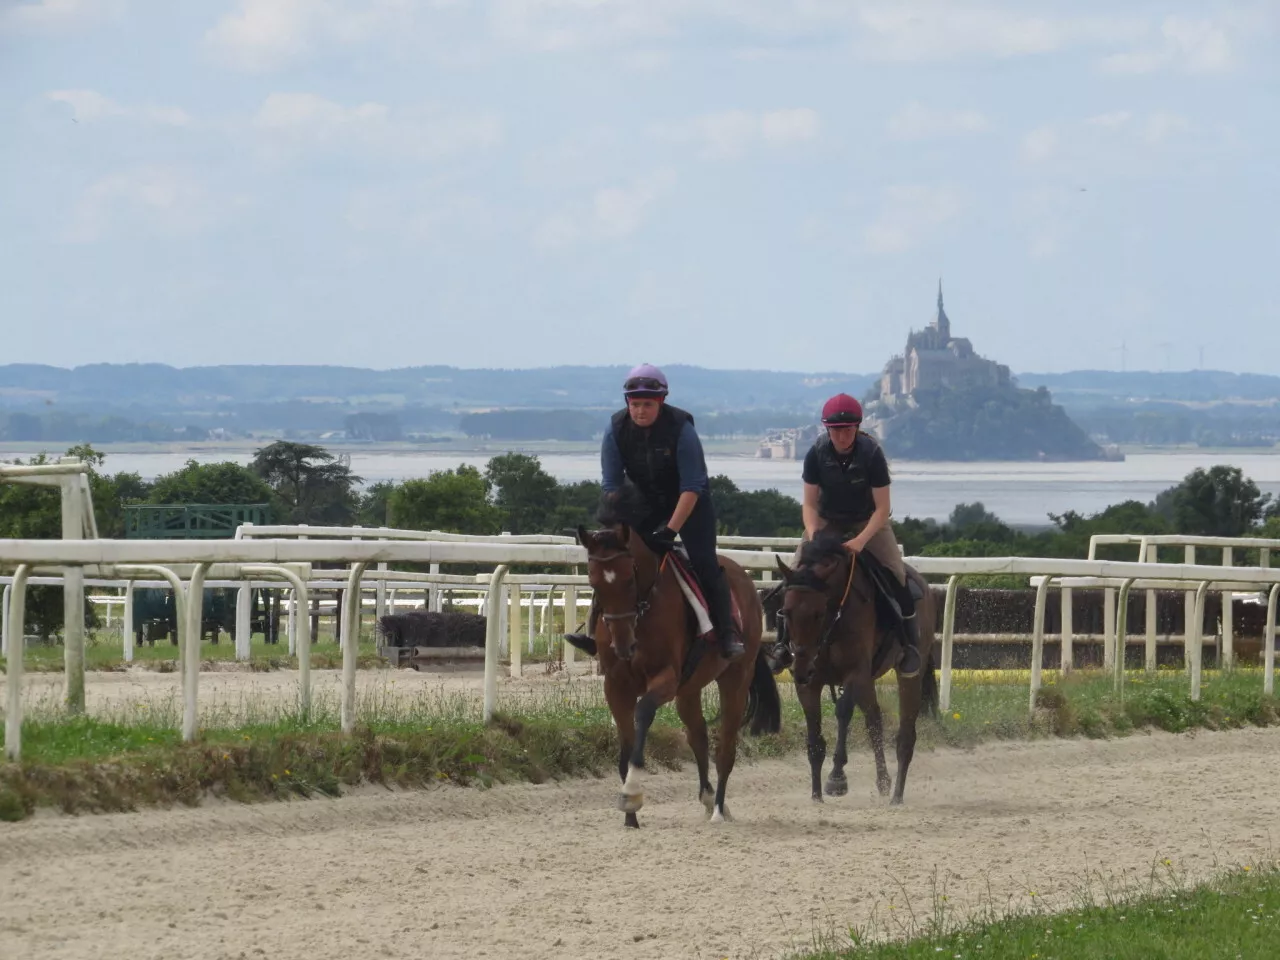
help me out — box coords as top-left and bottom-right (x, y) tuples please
(3, 727), (1279, 960)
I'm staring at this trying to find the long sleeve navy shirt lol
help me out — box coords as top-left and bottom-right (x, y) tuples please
(601, 422), (710, 495)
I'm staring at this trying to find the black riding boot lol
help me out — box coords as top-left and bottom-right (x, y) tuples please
(563, 596), (599, 656)
(768, 613), (793, 675)
(708, 569), (745, 662)
(896, 580), (921, 679)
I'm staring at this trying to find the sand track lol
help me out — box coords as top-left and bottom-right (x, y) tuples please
(4, 727), (1280, 960)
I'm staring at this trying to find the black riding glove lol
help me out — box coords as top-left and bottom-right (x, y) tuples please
(651, 524), (678, 548)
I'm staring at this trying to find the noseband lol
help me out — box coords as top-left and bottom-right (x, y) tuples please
(587, 549), (665, 626)
(785, 558), (857, 658)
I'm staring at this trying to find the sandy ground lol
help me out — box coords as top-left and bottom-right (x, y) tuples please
(3, 727), (1280, 960)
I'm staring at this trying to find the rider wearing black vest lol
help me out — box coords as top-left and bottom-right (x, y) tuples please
(769, 393), (922, 678)
(564, 364), (745, 662)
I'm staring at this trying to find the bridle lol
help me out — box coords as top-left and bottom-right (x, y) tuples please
(784, 557), (857, 658)
(587, 548), (666, 628)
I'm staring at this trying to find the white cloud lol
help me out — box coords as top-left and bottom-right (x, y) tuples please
(854, 5), (1147, 62)
(64, 167), (225, 243)
(1, 0), (122, 33)
(862, 184), (966, 255)
(205, 0), (419, 71)
(887, 102), (989, 141)
(1020, 111), (1197, 174)
(534, 169), (676, 251)
(652, 108), (819, 159)
(46, 89), (191, 126)
(252, 92), (501, 160)
(1020, 126), (1059, 163)
(1100, 16), (1234, 74)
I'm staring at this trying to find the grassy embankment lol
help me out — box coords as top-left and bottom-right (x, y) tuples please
(2, 662), (1277, 823)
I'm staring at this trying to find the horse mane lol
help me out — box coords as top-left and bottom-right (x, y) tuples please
(787, 529), (851, 592)
(597, 481), (650, 530)
(799, 528), (848, 567)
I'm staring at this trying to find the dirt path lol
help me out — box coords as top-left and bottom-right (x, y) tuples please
(4, 728), (1279, 960)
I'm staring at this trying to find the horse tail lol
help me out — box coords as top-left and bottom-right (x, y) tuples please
(745, 649), (782, 736)
(921, 647), (940, 720)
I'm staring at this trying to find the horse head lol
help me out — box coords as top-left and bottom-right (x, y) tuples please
(775, 530), (855, 685)
(577, 482), (662, 662)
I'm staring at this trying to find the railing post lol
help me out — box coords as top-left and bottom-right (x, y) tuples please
(1266, 583), (1278, 697)
(429, 562), (442, 612)
(1029, 575), (1056, 715)
(183, 563), (211, 742)
(940, 575), (959, 712)
(4, 566), (31, 761)
(1144, 543), (1157, 674)
(1103, 587), (1117, 672)
(509, 582), (523, 679)
(483, 565), (510, 722)
(235, 584), (252, 660)
(1114, 578), (1136, 695)
(1190, 581), (1210, 701)
(1060, 585), (1073, 674)
(60, 476), (86, 714)
(341, 562), (369, 734)
(1, 582), (10, 658)
(563, 584), (578, 669)
(1184, 544), (1197, 672)
(123, 581), (135, 663)
(1222, 546), (1234, 671)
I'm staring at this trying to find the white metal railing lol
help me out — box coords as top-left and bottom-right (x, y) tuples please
(4, 536), (1280, 762)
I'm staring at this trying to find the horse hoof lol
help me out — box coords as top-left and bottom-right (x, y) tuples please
(617, 792), (644, 814)
(877, 780), (892, 797)
(889, 795), (904, 807)
(624, 812), (640, 829)
(811, 794), (824, 804)
(710, 805), (733, 824)
(699, 788), (715, 817)
(824, 775), (848, 797)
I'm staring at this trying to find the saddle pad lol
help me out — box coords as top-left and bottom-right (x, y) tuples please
(666, 551), (743, 638)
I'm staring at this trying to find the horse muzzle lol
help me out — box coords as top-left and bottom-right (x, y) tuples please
(603, 615), (637, 660)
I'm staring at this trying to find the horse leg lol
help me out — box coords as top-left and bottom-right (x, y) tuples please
(892, 675), (922, 806)
(796, 680), (826, 803)
(608, 683), (641, 828)
(676, 687), (714, 818)
(824, 683), (856, 797)
(620, 668), (678, 823)
(710, 668), (749, 823)
(847, 676), (892, 797)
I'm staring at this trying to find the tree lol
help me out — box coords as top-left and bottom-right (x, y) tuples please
(148, 460), (274, 505)
(357, 480), (397, 527)
(485, 453), (559, 534)
(710, 475), (803, 537)
(250, 441), (361, 524)
(547, 480), (604, 535)
(389, 465), (502, 534)
(1151, 466), (1272, 537)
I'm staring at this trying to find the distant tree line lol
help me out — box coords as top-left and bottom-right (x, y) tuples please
(4, 440), (1277, 638)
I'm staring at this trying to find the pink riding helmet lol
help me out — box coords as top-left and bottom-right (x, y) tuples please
(622, 363), (669, 399)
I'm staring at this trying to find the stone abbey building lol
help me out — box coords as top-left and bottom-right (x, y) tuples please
(878, 283), (1010, 401)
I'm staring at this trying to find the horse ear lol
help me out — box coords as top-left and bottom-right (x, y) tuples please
(576, 525), (591, 547)
(618, 524), (631, 546)
(775, 555), (793, 580)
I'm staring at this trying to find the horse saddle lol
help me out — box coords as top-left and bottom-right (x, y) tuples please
(665, 547), (743, 639)
(856, 551), (924, 674)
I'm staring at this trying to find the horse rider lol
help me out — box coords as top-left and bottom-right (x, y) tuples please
(770, 392), (921, 678)
(565, 363), (746, 663)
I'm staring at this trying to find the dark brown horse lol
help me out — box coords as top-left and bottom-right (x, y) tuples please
(575, 487), (781, 828)
(775, 530), (938, 805)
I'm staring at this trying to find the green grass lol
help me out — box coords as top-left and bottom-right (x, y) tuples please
(3, 664), (1279, 823)
(792, 863), (1280, 959)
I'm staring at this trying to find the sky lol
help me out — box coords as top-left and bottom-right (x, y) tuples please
(2, 0), (1277, 376)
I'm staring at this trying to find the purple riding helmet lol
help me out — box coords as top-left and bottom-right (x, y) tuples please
(622, 363), (669, 400)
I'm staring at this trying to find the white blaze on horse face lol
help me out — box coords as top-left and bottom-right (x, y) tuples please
(603, 569), (617, 584)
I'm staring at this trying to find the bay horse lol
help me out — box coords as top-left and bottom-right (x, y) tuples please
(775, 529), (939, 805)
(575, 485), (782, 828)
